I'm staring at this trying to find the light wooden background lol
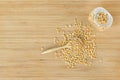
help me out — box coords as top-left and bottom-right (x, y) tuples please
(0, 0), (120, 80)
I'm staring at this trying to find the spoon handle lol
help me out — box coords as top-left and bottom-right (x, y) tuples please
(41, 45), (68, 54)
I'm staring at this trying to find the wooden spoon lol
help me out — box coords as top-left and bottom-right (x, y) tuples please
(41, 42), (71, 54)
(41, 37), (83, 54)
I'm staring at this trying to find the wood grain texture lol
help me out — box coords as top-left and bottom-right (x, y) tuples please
(0, 0), (120, 80)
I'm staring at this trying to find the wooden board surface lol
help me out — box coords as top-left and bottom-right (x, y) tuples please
(0, 0), (120, 80)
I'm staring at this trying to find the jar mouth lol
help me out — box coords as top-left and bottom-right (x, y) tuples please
(92, 7), (113, 28)
(96, 12), (109, 24)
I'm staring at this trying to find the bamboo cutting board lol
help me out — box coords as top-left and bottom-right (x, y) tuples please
(0, 0), (120, 80)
